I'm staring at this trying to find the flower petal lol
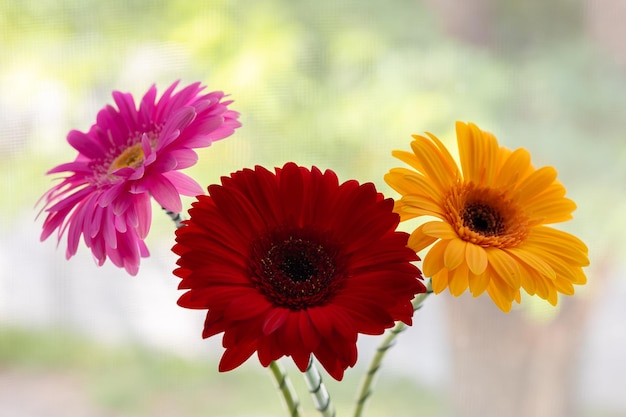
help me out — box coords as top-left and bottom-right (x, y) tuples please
(468, 271), (490, 297)
(443, 238), (466, 270)
(431, 269), (449, 294)
(465, 243), (488, 275)
(148, 174), (182, 213)
(163, 171), (204, 197)
(423, 240), (448, 277)
(486, 248), (521, 289)
(457, 121), (499, 185)
(408, 223), (438, 252)
(505, 247), (556, 280)
(422, 221), (459, 240)
(516, 166), (558, 204)
(448, 263), (469, 296)
(409, 134), (458, 192)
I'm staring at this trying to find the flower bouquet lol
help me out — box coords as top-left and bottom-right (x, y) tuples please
(37, 81), (589, 417)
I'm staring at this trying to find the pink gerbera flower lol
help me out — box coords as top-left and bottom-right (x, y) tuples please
(38, 81), (241, 275)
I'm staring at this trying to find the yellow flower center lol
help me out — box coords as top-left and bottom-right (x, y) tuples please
(444, 183), (529, 248)
(108, 143), (145, 174)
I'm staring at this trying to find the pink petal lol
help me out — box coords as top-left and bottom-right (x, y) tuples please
(148, 174), (182, 213)
(135, 193), (152, 239)
(114, 213), (127, 233)
(99, 185), (124, 208)
(67, 130), (106, 159)
(47, 161), (91, 175)
(103, 209), (118, 249)
(139, 84), (157, 123)
(158, 107), (196, 149)
(167, 148), (198, 170)
(163, 171), (204, 197)
(112, 91), (139, 129)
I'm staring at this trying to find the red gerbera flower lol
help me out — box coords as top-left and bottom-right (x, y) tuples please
(173, 163), (425, 380)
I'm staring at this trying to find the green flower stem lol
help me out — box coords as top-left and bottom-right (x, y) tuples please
(163, 207), (185, 229)
(269, 361), (304, 417)
(304, 357), (336, 417)
(352, 278), (433, 417)
(168, 211), (301, 416)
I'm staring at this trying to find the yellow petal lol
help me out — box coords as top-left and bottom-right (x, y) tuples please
(402, 171), (445, 202)
(479, 129), (500, 186)
(401, 195), (445, 217)
(518, 262), (538, 295)
(554, 277), (575, 295)
(448, 263), (470, 296)
(526, 227), (589, 266)
(410, 135), (457, 192)
(384, 169), (416, 195)
(444, 238), (467, 270)
(465, 243), (488, 275)
(505, 247), (556, 280)
(408, 224), (438, 252)
(456, 122), (474, 180)
(486, 248), (521, 289)
(526, 182), (566, 203)
(494, 148), (531, 189)
(532, 272), (550, 300)
(546, 284), (558, 306)
(525, 197), (576, 224)
(422, 221), (459, 240)
(468, 271), (490, 297)
(391, 149), (425, 173)
(516, 166), (558, 204)
(423, 240), (448, 277)
(567, 267), (587, 285)
(431, 269), (449, 294)
(486, 278), (514, 313)
(424, 131), (460, 179)
(521, 245), (587, 285)
(396, 202), (441, 220)
(457, 121), (499, 185)
(393, 201), (423, 222)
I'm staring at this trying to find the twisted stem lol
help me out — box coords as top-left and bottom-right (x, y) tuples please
(352, 278), (433, 417)
(304, 357), (336, 417)
(269, 361), (304, 417)
(163, 207), (185, 229)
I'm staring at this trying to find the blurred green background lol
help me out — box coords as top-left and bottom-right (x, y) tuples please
(1, 0), (625, 416)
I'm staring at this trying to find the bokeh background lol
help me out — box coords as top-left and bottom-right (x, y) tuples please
(1, 0), (625, 416)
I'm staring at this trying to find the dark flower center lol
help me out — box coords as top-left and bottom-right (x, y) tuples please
(267, 238), (324, 282)
(445, 183), (530, 248)
(250, 229), (343, 309)
(461, 202), (505, 236)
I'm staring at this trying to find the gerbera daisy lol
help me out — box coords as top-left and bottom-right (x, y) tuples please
(173, 163), (425, 380)
(385, 121), (589, 312)
(38, 81), (241, 275)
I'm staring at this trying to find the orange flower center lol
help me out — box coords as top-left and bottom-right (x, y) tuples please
(444, 183), (529, 248)
(108, 143), (145, 174)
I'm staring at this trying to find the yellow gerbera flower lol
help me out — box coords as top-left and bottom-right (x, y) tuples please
(385, 121), (589, 312)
